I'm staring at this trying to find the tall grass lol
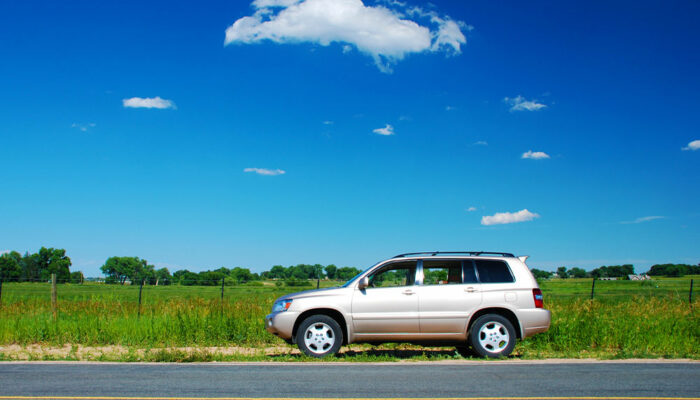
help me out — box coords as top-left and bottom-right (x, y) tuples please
(519, 296), (699, 358)
(0, 281), (697, 358)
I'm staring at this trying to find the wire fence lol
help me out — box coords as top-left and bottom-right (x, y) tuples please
(0, 275), (326, 309)
(539, 277), (695, 303)
(0, 276), (696, 314)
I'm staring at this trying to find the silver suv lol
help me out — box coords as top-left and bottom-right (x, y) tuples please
(265, 251), (551, 358)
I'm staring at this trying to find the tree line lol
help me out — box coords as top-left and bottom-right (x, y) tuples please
(531, 263), (699, 280)
(647, 263), (700, 277)
(531, 265), (636, 280)
(100, 256), (362, 286)
(0, 247), (83, 283)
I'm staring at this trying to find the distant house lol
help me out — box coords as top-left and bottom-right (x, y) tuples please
(599, 277), (618, 280)
(628, 274), (651, 281)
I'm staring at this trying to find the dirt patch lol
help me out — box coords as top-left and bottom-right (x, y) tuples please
(0, 344), (390, 361)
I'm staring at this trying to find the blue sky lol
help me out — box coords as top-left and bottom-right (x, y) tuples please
(1, 0), (698, 276)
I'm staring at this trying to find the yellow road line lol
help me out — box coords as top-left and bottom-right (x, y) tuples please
(0, 397), (698, 400)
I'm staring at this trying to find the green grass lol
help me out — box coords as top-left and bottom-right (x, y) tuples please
(0, 278), (697, 361)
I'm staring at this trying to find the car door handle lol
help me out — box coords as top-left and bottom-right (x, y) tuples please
(464, 287), (478, 293)
(402, 289), (415, 295)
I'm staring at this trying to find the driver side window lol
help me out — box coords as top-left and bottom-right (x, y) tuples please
(367, 261), (417, 288)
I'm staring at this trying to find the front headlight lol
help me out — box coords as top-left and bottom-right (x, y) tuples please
(272, 299), (293, 313)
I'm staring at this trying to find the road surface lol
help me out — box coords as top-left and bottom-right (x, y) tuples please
(0, 361), (698, 399)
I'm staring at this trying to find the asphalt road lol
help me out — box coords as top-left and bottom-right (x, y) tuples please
(0, 361), (698, 399)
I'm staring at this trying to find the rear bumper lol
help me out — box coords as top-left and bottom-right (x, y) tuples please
(517, 308), (551, 338)
(265, 311), (300, 340)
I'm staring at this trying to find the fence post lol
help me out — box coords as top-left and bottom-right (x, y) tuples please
(0, 277), (3, 307)
(220, 277), (225, 316)
(137, 279), (144, 318)
(690, 279), (694, 305)
(51, 273), (57, 319)
(590, 277), (596, 300)
(316, 267), (320, 289)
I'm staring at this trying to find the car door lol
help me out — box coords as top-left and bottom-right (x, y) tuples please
(351, 261), (419, 334)
(417, 259), (483, 334)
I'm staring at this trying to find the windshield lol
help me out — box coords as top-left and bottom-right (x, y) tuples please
(341, 261), (381, 288)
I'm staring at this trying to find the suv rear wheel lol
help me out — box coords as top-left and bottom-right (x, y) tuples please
(468, 314), (516, 358)
(297, 315), (343, 358)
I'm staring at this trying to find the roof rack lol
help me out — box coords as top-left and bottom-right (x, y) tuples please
(393, 251), (515, 258)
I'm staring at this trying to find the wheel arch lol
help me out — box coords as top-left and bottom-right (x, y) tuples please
(467, 307), (522, 339)
(292, 308), (349, 345)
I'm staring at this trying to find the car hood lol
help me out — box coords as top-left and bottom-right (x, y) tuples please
(277, 286), (348, 301)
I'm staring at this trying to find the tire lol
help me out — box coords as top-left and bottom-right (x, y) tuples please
(296, 315), (343, 358)
(468, 314), (516, 358)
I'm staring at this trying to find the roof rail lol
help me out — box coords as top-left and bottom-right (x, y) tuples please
(393, 251), (515, 258)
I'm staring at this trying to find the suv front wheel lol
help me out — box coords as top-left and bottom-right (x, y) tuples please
(296, 315), (343, 358)
(468, 314), (516, 358)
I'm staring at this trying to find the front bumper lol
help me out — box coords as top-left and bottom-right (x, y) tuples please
(265, 311), (300, 340)
(517, 308), (552, 338)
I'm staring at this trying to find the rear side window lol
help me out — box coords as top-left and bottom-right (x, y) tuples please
(474, 259), (514, 283)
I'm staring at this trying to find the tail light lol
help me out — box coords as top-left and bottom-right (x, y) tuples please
(532, 288), (544, 308)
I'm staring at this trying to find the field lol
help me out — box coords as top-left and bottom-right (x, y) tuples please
(0, 277), (697, 361)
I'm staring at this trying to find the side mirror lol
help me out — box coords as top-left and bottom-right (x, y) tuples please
(357, 276), (369, 290)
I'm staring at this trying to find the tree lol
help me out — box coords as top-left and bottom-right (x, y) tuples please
(173, 269), (193, 284)
(230, 267), (254, 284)
(325, 264), (338, 280)
(590, 264), (635, 279)
(155, 268), (171, 286)
(269, 265), (286, 279)
(0, 251), (22, 281)
(336, 266), (362, 281)
(568, 267), (587, 278)
(178, 271), (200, 286)
(20, 251), (40, 281)
(133, 259), (155, 285)
(647, 263), (700, 277)
(35, 247), (71, 282)
(529, 268), (552, 280)
(70, 271), (84, 284)
(101, 256), (142, 284)
(556, 266), (568, 279)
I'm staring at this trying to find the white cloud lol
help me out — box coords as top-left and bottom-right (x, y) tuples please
(504, 95), (546, 112)
(682, 139), (700, 151)
(0, 250), (9, 255)
(473, 140), (488, 146)
(445, 105), (456, 111)
(373, 124), (394, 135)
(122, 96), (176, 109)
(322, 120), (334, 125)
(481, 209), (540, 226)
(521, 150), (550, 160)
(225, 0), (468, 73)
(621, 216), (665, 224)
(71, 122), (96, 132)
(466, 206), (477, 212)
(244, 167), (286, 176)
